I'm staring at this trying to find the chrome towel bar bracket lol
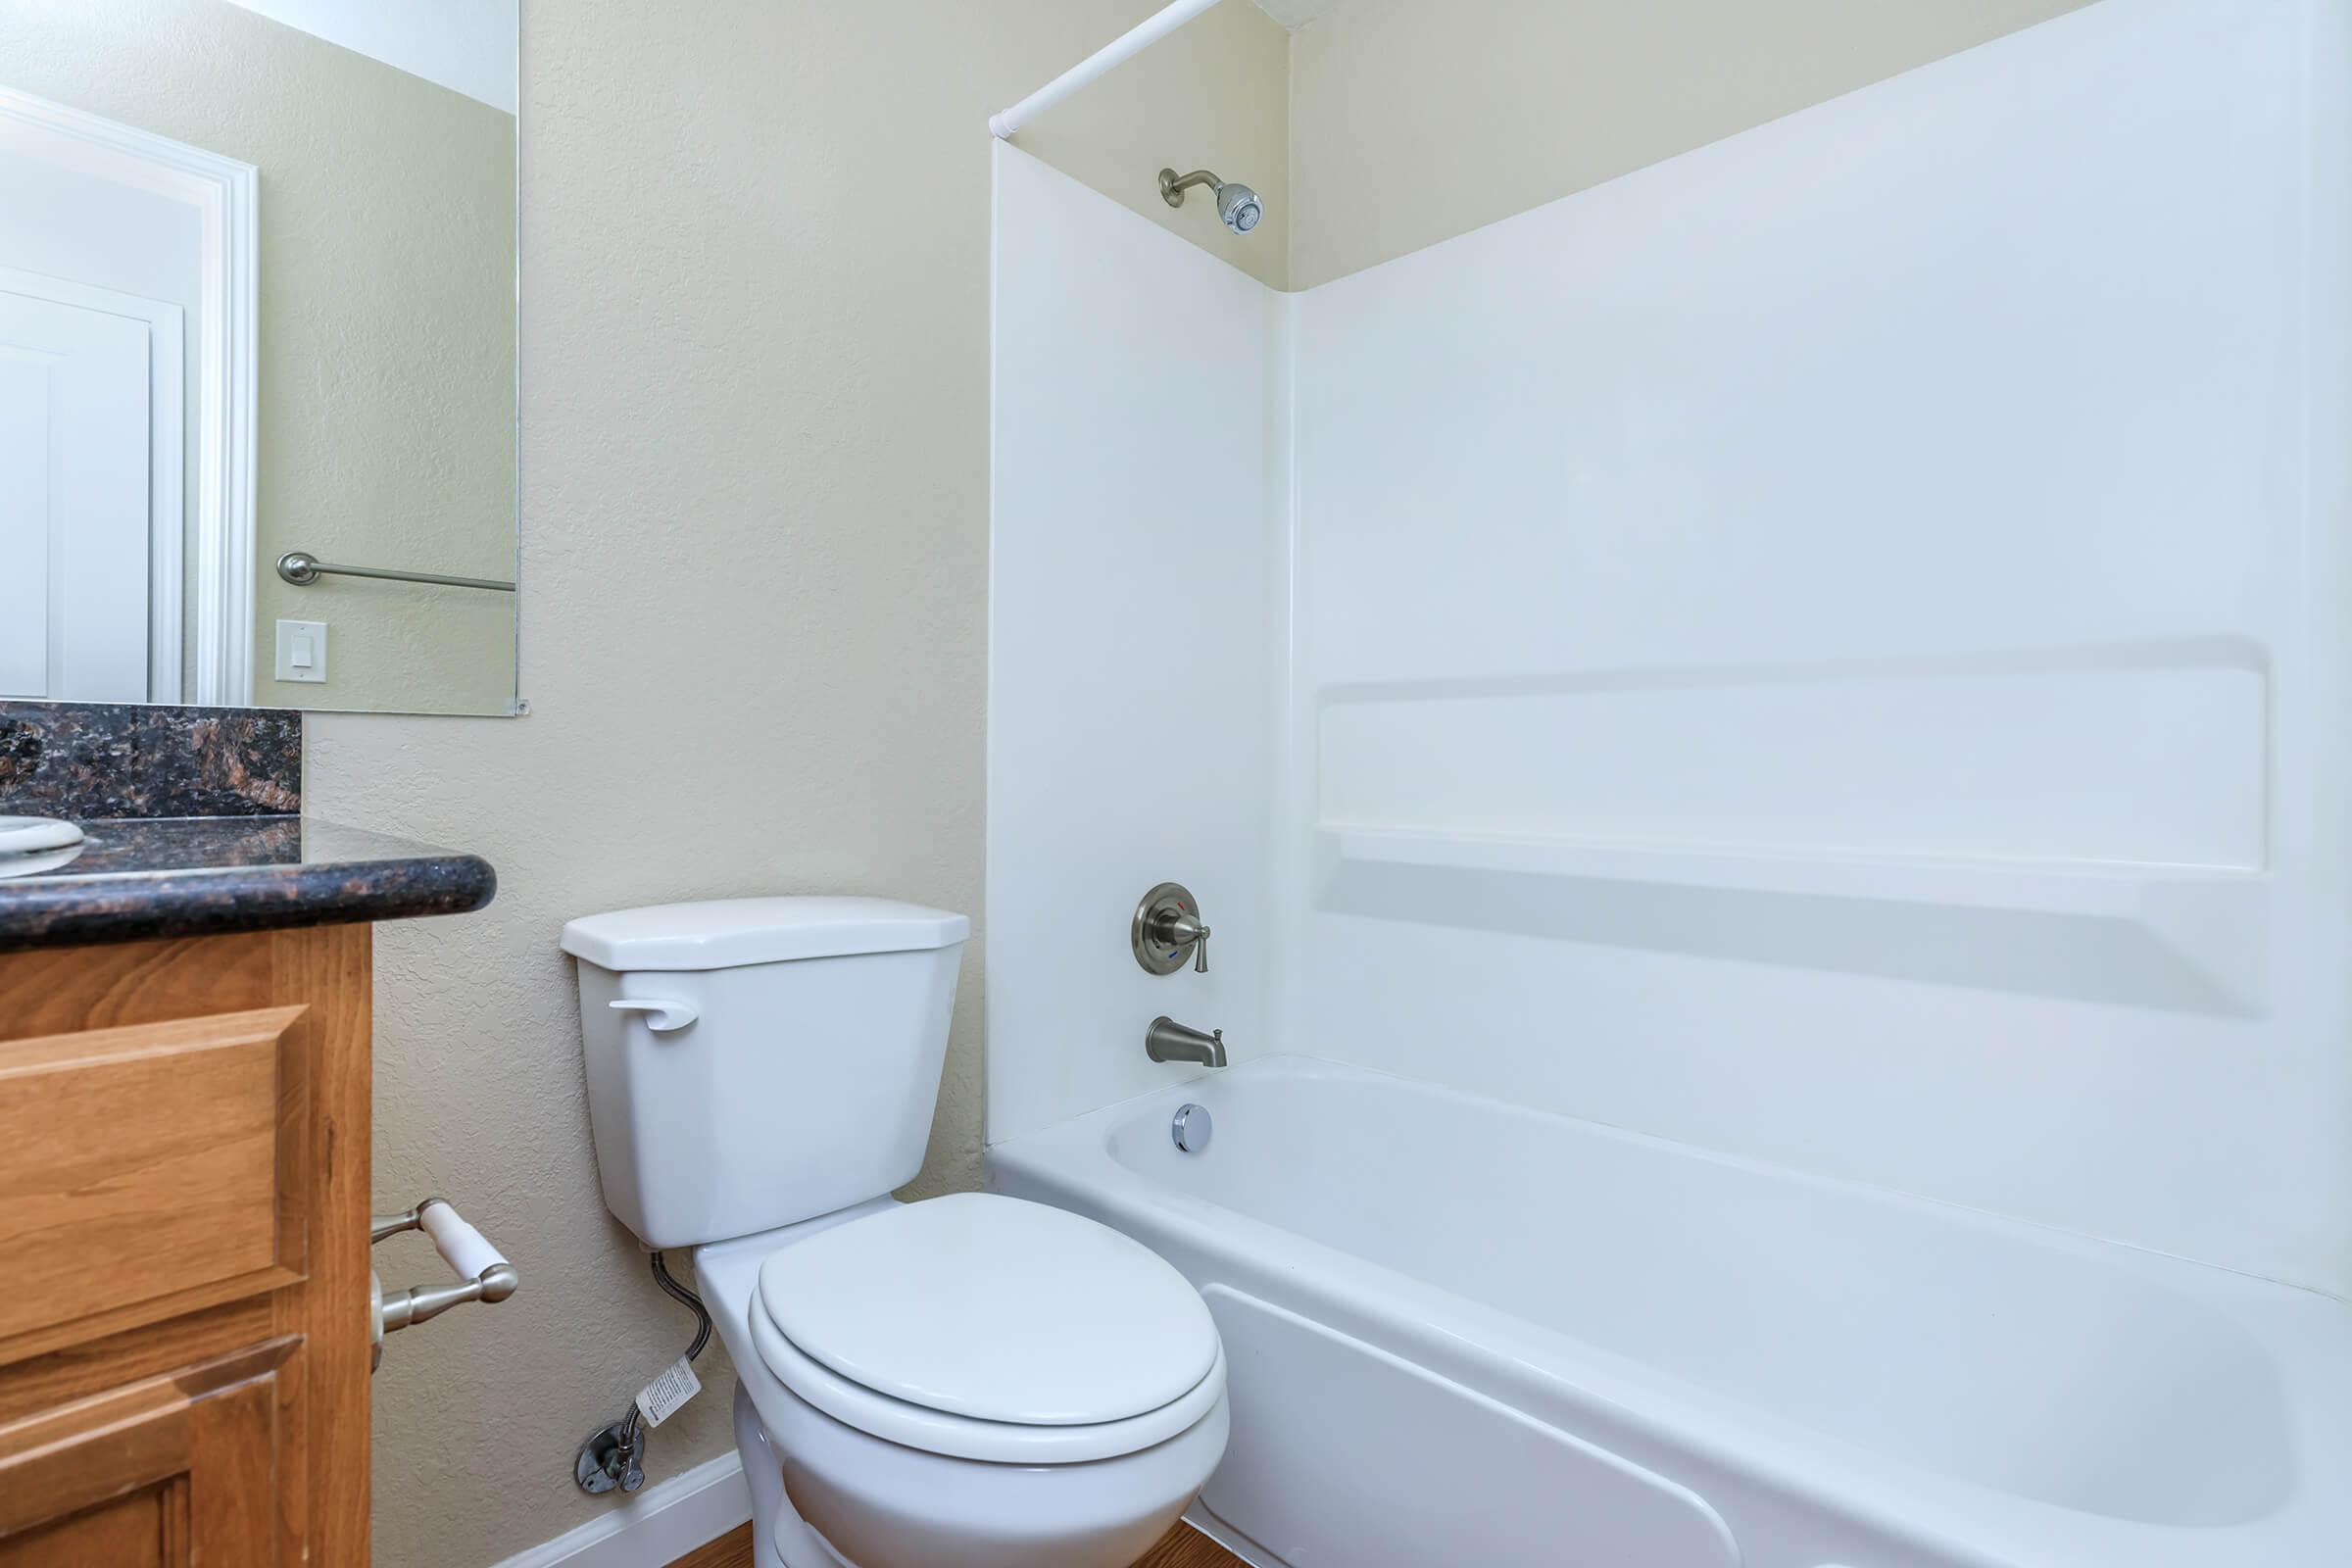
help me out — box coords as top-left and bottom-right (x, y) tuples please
(278, 550), (515, 593)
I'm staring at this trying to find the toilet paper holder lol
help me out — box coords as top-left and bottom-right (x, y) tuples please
(370, 1196), (518, 1371)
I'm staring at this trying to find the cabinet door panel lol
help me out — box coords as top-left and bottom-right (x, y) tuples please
(0, 1340), (291, 1568)
(0, 1008), (308, 1345)
(0, 926), (372, 1568)
(0, 1482), (182, 1568)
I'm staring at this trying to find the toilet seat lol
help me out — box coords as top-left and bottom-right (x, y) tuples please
(750, 1307), (1225, 1463)
(751, 1193), (1224, 1463)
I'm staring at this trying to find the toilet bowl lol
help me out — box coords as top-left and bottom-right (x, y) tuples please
(562, 898), (1230, 1568)
(698, 1196), (1228, 1568)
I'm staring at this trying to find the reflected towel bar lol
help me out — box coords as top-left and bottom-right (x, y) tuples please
(277, 550), (514, 592)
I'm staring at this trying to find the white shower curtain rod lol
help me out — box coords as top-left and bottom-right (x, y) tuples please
(988, 0), (1220, 139)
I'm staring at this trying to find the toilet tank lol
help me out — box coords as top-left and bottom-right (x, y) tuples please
(562, 897), (969, 1250)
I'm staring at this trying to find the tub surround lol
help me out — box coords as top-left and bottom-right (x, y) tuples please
(0, 702), (493, 950)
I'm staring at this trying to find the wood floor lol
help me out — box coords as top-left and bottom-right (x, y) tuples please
(665, 1518), (1243, 1568)
(666, 1527), (757, 1568)
(1131, 1522), (1247, 1567)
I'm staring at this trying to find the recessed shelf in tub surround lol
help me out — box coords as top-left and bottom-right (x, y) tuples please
(1316, 825), (2268, 904)
(1314, 826), (2266, 1017)
(1305, 637), (2275, 1015)
(0, 700), (494, 951)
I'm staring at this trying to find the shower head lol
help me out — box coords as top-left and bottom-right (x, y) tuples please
(1159, 168), (1265, 236)
(1216, 181), (1262, 235)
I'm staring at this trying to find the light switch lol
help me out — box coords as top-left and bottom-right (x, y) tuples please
(275, 618), (327, 683)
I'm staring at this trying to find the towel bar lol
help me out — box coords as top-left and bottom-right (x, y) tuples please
(278, 550), (515, 593)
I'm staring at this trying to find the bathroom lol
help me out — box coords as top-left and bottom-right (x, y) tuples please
(0, 0), (2343, 1564)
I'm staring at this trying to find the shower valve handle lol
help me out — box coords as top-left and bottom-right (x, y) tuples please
(1132, 883), (1211, 976)
(1163, 914), (1210, 973)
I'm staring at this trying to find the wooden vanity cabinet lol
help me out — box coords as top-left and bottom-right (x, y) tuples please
(0, 927), (372, 1568)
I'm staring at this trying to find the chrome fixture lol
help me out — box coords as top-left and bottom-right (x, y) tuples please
(278, 549), (515, 593)
(576, 1251), (711, 1495)
(1133, 882), (1210, 975)
(1147, 1015), (1227, 1069)
(1159, 168), (1263, 235)
(1171, 1102), (1213, 1153)
(609, 996), (699, 1032)
(370, 1197), (518, 1372)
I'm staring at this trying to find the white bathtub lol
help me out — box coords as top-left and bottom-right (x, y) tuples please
(987, 1057), (2352, 1568)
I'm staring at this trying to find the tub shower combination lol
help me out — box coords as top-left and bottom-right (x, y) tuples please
(993, 1060), (2351, 1567)
(984, 0), (2352, 1564)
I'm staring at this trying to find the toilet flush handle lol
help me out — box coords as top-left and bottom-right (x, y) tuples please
(610, 998), (698, 1032)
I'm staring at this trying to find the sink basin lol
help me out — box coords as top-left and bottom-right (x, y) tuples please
(0, 815), (87, 879)
(0, 815), (84, 856)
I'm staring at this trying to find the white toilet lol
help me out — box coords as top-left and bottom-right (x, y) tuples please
(563, 897), (1229, 1568)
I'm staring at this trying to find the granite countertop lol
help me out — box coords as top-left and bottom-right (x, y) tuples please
(0, 816), (497, 951)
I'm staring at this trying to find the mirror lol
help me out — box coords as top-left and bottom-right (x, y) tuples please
(0, 0), (519, 715)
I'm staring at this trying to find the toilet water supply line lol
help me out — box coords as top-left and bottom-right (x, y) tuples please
(988, 0), (1220, 139)
(574, 1251), (713, 1494)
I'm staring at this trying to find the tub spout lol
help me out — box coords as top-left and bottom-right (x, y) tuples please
(1146, 1015), (1226, 1068)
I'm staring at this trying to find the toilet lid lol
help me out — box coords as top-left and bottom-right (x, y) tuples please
(756, 1193), (1218, 1427)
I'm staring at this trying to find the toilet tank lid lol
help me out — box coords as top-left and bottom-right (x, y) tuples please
(562, 897), (969, 971)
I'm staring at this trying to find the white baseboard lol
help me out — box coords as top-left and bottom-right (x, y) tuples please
(490, 1450), (751, 1568)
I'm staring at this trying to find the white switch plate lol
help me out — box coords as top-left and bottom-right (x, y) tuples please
(274, 618), (327, 683)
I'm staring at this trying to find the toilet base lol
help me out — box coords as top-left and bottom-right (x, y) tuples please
(732, 1379), (1226, 1568)
(737, 1384), (853, 1568)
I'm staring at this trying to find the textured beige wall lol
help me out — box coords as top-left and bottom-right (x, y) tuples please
(296, 2), (1272, 1563)
(1287, 0), (2097, 288)
(0, 0), (516, 714)
(1014, 0), (1291, 289)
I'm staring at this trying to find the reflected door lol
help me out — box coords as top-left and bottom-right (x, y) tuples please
(0, 286), (152, 702)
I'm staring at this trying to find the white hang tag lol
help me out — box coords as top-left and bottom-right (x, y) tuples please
(635, 1356), (702, 1427)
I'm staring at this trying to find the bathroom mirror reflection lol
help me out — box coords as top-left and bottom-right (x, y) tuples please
(0, 0), (519, 715)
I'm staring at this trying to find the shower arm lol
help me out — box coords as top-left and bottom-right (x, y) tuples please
(1159, 169), (1223, 208)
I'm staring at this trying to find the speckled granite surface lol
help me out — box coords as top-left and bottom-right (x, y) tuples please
(0, 701), (301, 817)
(0, 703), (493, 949)
(0, 818), (495, 951)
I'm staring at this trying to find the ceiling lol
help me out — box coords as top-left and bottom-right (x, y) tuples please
(1249, 0), (1324, 30)
(219, 0), (516, 113)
